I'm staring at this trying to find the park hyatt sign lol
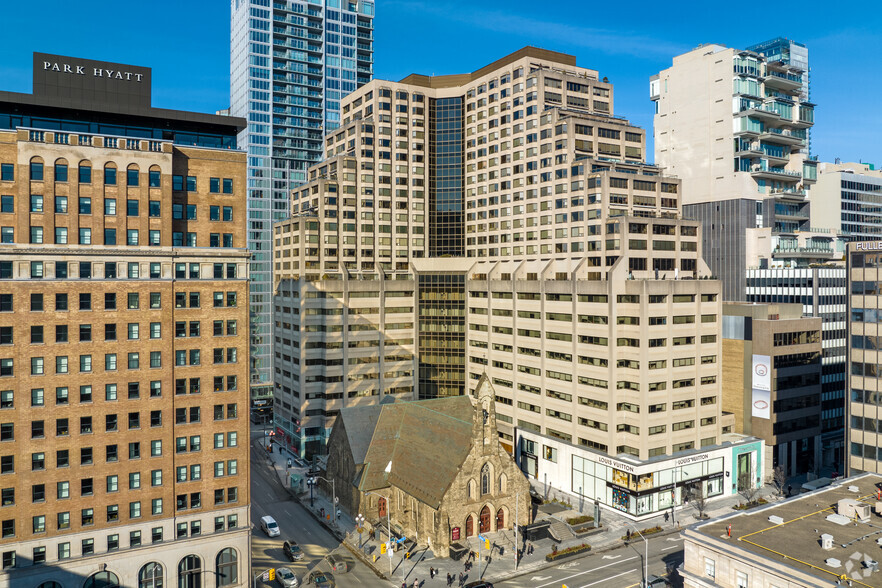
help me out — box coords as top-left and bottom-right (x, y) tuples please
(32, 52), (152, 110)
(42, 60), (145, 82)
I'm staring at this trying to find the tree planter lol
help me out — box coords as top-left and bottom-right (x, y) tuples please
(620, 526), (664, 541)
(572, 523), (603, 537)
(545, 543), (591, 562)
(733, 498), (768, 511)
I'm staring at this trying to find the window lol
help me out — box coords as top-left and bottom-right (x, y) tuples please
(736, 571), (748, 588)
(0, 164), (12, 182)
(104, 165), (117, 185)
(127, 169), (139, 186)
(30, 161), (43, 181)
(79, 164), (91, 183)
(149, 170), (161, 188)
(216, 548), (238, 586)
(139, 563), (163, 588)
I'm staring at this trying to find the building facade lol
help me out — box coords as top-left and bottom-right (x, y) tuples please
(230, 0), (375, 404)
(0, 54), (250, 587)
(722, 302), (823, 476)
(847, 240), (882, 475)
(651, 43), (818, 301)
(272, 48), (736, 460)
(810, 161), (882, 240)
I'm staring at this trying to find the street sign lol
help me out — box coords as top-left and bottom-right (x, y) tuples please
(261, 571), (269, 581)
(387, 543), (394, 558)
(395, 536), (407, 544)
(478, 534), (487, 542)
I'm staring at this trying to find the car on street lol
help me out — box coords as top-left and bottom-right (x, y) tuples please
(305, 571), (335, 587)
(647, 575), (672, 588)
(464, 582), (494, 588)
(276, 567), (298, 588)
(326, 555), (349, 573)
(260, 515), (280, 537)
(284, 540), (303, 561)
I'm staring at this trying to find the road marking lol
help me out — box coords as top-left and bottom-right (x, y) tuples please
(661, 545), (681, 552)
(530, 576), (552, 581)
(557, 561), (580, 569)
(533, 556), (640, 588)
(576, 570), (635, 588)
(602, 554), (622, 560)
(666, 537), (682, 542)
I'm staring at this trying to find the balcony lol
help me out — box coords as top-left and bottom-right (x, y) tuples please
(765, 70), (802, 91)
(750, 163), (801, 181)
(771, 244), (835, 260)
(760, 127), (806, 146)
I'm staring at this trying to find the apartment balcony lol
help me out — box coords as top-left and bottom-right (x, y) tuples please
(750, 163), (802, 181)
(735, 141), (763, 156)
(765, 70), (802, 91)
(760, 127), (806, 146)
(769, 188), (806, 200)
(738, 104), (781, 123)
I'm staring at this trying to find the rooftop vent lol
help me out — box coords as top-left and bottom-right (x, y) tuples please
(826, 514), (853, 526)
(826, 558), (842, 568)
(821, 534), (834, 549)
(849, 485), (860, 493)
(865, 560), (879, 573)
(769, 515), (784, 525)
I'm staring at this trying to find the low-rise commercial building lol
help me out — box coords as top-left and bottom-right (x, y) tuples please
(681, 473), (882, 587)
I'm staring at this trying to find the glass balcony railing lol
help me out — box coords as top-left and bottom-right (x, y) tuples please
(767, 70), (802, 83)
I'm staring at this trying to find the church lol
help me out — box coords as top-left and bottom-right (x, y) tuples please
(324, 376), (532, 554)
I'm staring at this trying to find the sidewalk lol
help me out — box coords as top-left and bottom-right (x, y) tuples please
(255, 441), (784, 586)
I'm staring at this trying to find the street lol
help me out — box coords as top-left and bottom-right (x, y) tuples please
(496, 535), (683, 588)
(250, 437), (382, 587)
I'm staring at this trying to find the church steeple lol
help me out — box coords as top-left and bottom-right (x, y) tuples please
(473, 373), (498, 456)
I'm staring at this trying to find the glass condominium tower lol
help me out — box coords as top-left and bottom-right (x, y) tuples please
(230, 0), (374, 402)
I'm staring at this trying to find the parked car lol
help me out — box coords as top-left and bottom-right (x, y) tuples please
(326, 554), (349, 573)
(464, 582), (494, 588)
(647, 575), (672, 588)
(284, 540), (303, 561)
(305, 571), (335, 587)
(276, 567), (298, 588)
(260, 515), (280, 537)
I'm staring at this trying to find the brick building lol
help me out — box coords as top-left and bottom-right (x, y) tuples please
(0, 53), (250, 587)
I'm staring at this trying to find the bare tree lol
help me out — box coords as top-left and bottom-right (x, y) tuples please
(769, 465), (787, 498)
(692, 486), (709, 520)
(739, 465), (761, 505)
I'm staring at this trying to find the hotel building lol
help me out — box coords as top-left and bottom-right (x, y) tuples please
(272, 47), (765, 517)
(230, 0), (374, 405)
(0, 54), (250, 587)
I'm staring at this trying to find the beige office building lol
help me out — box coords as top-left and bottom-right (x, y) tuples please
(272, 48), (766, 517)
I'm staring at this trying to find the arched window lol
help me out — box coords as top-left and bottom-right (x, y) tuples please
(84, 571), (120, 588)
(467, 479), (475, 499)
(215, 548), (238, 587)
(139, 562), (164, 588)
(178, 555), (202, 588)
(37, 582), (62, 588)
(104, 162), (118, 186)
(481, 463), (490, 495)
(498, 473), (507, 494)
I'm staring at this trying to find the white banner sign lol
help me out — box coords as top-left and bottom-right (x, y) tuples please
(751, 388), (771, 419)
(752, 354), (771, 392)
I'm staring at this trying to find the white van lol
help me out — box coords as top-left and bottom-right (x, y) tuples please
(260, 515), (280, 537)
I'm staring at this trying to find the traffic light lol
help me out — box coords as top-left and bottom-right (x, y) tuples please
(485, 538), (490, 550)
(380, 542), (387, 554)
(268, 568), (275, 581)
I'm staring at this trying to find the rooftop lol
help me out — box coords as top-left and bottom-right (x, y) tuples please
(691, 474), (882, 587)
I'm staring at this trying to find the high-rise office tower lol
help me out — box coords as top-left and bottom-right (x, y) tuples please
(651, 43), (819, 301)
(230, 0), (374, 405)
(0, 54), (250, 585)
(270, 49), (767, 521)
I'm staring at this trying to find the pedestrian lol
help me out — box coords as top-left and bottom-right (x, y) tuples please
(458, 572), (464, 587)
(447, 572), (452, 586)
(413, 578), (419, 588)
(429, 567), (434, 579)
(664, 512), (669, 523)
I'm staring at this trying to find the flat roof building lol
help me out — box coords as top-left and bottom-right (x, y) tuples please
(681, 473), (882, 587)
(0, 53), (250, 587)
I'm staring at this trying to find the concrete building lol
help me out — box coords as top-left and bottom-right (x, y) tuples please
(722, 303), (823, 476)
(846, 240), (882, 475)
(681, 473), (882, 588)
(0, 53), (250, 586)
(811, 161), (882, 241)
(230, 0), (375, 405)
(745, 267), (848, 471)
(651, 43), (818, 301)
(269, 48), (771, 518)
(324, 376), (530, 554)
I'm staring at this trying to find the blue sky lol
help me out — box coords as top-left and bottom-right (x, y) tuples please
(0, 1), (879, 165)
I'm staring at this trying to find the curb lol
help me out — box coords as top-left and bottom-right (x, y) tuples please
(342, 539), (389, 581)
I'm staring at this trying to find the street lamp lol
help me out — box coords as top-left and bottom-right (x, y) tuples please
(308, 475), (336, 526)
(355, 513), (365, 550)
(627, 524), (648, 588)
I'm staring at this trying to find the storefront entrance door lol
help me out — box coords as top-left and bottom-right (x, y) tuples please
(737, 453), (751, 492)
